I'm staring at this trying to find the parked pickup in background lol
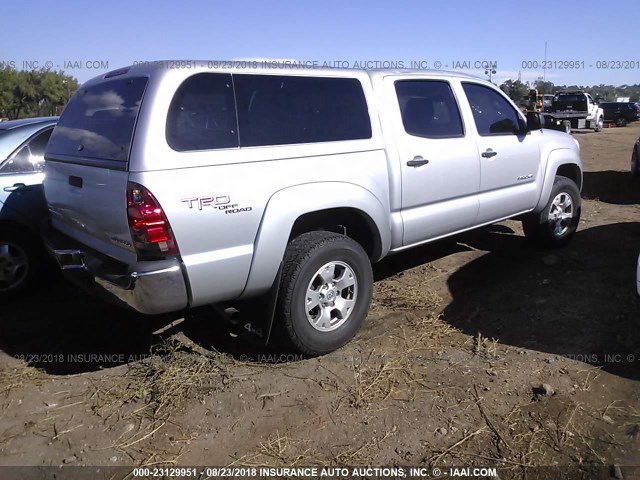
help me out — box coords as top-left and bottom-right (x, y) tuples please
(543, 91), (604, 133)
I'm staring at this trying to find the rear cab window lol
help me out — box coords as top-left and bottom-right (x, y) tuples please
(551, 93), (588, 112)
(46, 77), (148, 166)
(234, 75), (371, 146)
(394, 80), (465, 138)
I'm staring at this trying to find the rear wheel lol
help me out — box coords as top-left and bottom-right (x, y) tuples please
(562, 120), (572, 134)
(0, 231), (41, 300)
(522, 176), (581, 248)
(632, 148), (640, 177)
(276, 231), (373, 356)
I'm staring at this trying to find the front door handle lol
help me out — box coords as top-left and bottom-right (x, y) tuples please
(3, 183), (26, 193)
(481, 149), (497, 158)
(407, 156), (430, 167)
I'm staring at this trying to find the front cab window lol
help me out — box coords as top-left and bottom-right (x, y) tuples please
(462, 83), (523, 136)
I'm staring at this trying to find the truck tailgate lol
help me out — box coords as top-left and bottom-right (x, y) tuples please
(44, 160), (135, 264)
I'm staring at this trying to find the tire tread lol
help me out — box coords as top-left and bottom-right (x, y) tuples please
(277, 231), (371, 356)
(522, 175), (581, 248)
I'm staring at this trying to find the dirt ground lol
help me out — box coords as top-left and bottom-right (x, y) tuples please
(1, 123), (640, 480)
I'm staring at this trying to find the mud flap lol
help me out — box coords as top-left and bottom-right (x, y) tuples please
(236, 262), (283, 345)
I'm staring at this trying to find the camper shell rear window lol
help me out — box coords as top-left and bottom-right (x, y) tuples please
(46, 77), (148, 163)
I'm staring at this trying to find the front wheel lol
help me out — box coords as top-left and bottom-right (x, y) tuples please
(522, 176), (581, 248)
(0, 232), (41, 300)
(276, 231), (373, 356)
(594, 116), (604, 132)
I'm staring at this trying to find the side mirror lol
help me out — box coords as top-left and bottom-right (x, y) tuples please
(525, 111), (544, 131)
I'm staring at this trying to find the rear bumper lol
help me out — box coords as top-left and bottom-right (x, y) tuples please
(41, 222), (189, 315)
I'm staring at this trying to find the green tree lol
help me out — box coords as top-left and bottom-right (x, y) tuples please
(534, 80), (555, 94)
(0, 67), (79, 119)
(499, 79), (530, 103)
(0, 67), (19, 118)
(9, 70), (37, 118)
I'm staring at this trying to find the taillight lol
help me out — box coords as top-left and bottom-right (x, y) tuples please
(127, 182), (178, 259)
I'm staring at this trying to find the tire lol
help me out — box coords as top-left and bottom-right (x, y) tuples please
(594, 116), (604, 132)
(616, 118), (627, 127)
(632, 148), (640, 177)
(522, 176), (581, 248)
(0, 231), (42, 300)
(276, 231), (373, 356)
(562, 120), (572, 134)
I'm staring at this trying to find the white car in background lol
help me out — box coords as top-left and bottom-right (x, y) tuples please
(0, 116), (58, 298)
(637, 255), (640, 296)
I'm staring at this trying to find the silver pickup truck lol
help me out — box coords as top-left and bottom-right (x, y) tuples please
(42, 63), (583, 355)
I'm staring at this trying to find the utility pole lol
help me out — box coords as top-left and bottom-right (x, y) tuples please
(485, 67), (496, 83)
(544, 41), (547, 81)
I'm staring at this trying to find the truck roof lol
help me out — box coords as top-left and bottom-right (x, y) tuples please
(82, 60), (488, 87)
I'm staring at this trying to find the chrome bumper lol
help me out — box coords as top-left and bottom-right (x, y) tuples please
(43, 226), (189, 315)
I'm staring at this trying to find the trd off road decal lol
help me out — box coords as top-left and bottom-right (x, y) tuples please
(181, 195), (252, 214)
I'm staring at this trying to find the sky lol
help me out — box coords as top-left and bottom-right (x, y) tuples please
(2, 0), (639, 87)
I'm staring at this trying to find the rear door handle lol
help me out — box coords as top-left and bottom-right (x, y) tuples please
(407, 156), (430, 167)
(3, 183), (26, 193)
(481, 149), (497, 158)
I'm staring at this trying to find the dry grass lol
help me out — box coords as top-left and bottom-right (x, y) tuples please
(125, 341), (220, 416)
(0, 363), (46, 396)
(472, 332), (499, 359)
(342, 303), (458, 409)
(347, 353), (408, 408)
(330, 426), (397, 465)
(574, 366), (602, 392)
(341, 314), (457, 410)
(402, 312), (458, 347)
(372, 278), (442, 312)
(228, 431), (313, 467)
(256, 431), (312, 466)
(232, 426), (398, 468)
(420, 378), (629, 473)
(289, 353), (405, 413)
(485, 396), (612, 470)
(85, 333), (257, 463)
(92, 333), (245, 419)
